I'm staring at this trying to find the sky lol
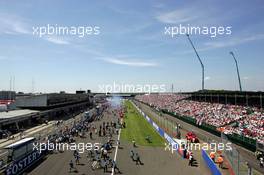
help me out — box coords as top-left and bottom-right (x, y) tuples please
(0, 0), (264, 93)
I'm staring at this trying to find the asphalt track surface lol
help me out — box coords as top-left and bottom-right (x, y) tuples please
(117, 101), (210, 175)
(28, 108), (120, 175)
(135, 100), (264, 175)
(26, 103), (211, 175)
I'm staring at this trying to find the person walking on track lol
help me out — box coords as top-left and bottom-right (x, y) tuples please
(112, 159), (121, 174)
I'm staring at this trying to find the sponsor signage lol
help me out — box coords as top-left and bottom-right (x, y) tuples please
(5, 151), (45, 175)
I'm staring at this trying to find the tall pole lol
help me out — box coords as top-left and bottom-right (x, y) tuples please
(230, 51), (242, 91)
(186, 34), (205, 91)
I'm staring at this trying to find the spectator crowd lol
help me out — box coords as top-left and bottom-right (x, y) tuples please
(135, 94), (264, 144)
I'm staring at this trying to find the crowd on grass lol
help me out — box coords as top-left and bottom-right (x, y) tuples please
(135, 94), (264, 144)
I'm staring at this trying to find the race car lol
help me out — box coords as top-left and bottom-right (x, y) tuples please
(186, 131), (199, 143)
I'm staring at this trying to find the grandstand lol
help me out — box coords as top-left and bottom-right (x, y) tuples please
(135, 91), (264, 174)
(135, 92), (264, 145)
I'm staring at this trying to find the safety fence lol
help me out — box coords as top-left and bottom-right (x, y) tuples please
(221, 133), (262, 175)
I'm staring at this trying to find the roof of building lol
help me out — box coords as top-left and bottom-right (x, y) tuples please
(0, 109), (39, 119)
(4, 137), (35, 149)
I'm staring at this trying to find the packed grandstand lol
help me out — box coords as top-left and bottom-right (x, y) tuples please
(135, 94), (264, 144)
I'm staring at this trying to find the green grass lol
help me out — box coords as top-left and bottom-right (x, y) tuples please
(121, 100), (165, 147)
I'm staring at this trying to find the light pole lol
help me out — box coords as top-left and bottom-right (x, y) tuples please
(186, 34), (205, 91)
(230, 51), (242, 91)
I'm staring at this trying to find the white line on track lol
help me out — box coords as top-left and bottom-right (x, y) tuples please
(111, 128), (121, 175)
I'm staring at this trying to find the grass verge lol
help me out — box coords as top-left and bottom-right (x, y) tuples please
(120, 100), (165, 147)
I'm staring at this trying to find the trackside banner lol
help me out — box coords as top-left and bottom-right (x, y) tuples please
(5, 150), (46, 175)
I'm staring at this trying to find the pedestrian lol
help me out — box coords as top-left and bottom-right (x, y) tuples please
(105, 158), (110, 172)
(130, 150), (135, 161)
(75, 154), (81, 165)
(246, 162), (252, 175)
(89, 131), (93, 139)
(87, 150), (94, 159)
(112, 159), (121, 174)
(69, 160), (75, 172)
(183, 147), (187, 159)
(260, 157), (264, 168)
(117, 140), (120, 148)
(209, 151), (215, 162)
(217, 155), (224, 169)
(103, 129), (106, 136)
(135, 153), (143, 165)
(99, 129), (102, 137)
(102, 159), (107, 172)
(102, 149), (108, 159)
(123, 122), (126, 128)
(73, 150), (78, 158)
(132, 140), (136, 147)
(188, 153), (194, 166)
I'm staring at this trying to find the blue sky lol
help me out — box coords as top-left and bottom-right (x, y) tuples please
(0, 0), (264, 93)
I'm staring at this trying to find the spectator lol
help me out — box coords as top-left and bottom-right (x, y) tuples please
(217, 155), (224, 169)
(112, 159), (121, 174)
(135, 153), (143, 165)
(260, 157), (264, 168)
(209, 152), (216, 162)
(188, 153), (194, 166)
(130, 150), (135, 161)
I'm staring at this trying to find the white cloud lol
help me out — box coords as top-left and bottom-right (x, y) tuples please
(155, 3), (243, 26)
(99, 57), (158, 67)
(0, 13), (71, 46)
(203, 34), (264, 49)
(181, 34), (264, 54)
(0, 13), (30, 35)
(155, 4), (220, 25)
(156, 8), (198, 24)
(74, 45), (158, 67)
(44, 36), (70, 45)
